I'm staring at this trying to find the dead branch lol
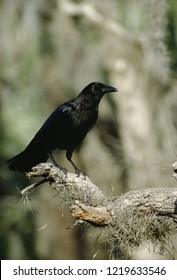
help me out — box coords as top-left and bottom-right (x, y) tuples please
(23, 163), (177, 259)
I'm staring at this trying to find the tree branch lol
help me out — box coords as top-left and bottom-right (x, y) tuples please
(22, 163), (177, 259)
(59, 0), (140, 44)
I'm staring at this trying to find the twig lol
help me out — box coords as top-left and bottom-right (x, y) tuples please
(21, 178), (49, 196)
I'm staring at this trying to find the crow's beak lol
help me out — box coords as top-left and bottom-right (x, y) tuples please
(102, 85), (118, 94)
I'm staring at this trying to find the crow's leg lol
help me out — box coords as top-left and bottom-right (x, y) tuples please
(66, 150), (85, 177)
(48, 153), (67, 174)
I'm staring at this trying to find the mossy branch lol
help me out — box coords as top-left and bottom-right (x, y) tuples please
(22, 163), (177, 259)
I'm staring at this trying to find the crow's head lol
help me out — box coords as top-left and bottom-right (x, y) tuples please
(80, 82), (117, 103)
(90, 82), (117, 95)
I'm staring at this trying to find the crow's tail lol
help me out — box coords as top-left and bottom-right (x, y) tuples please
(7, 147), (48, 173)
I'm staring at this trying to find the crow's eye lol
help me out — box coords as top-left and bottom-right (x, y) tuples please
(94, 83), (101, 91)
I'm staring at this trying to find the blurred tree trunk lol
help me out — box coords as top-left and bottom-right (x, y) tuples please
(106, 0), (177, 191)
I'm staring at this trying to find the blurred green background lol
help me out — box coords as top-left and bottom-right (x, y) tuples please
(1, 0), (177, 259)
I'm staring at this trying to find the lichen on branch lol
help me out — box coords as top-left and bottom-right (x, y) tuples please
(22, 163), (177, 259)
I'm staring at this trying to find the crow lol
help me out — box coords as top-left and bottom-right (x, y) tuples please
(7, 82), (117, 174)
